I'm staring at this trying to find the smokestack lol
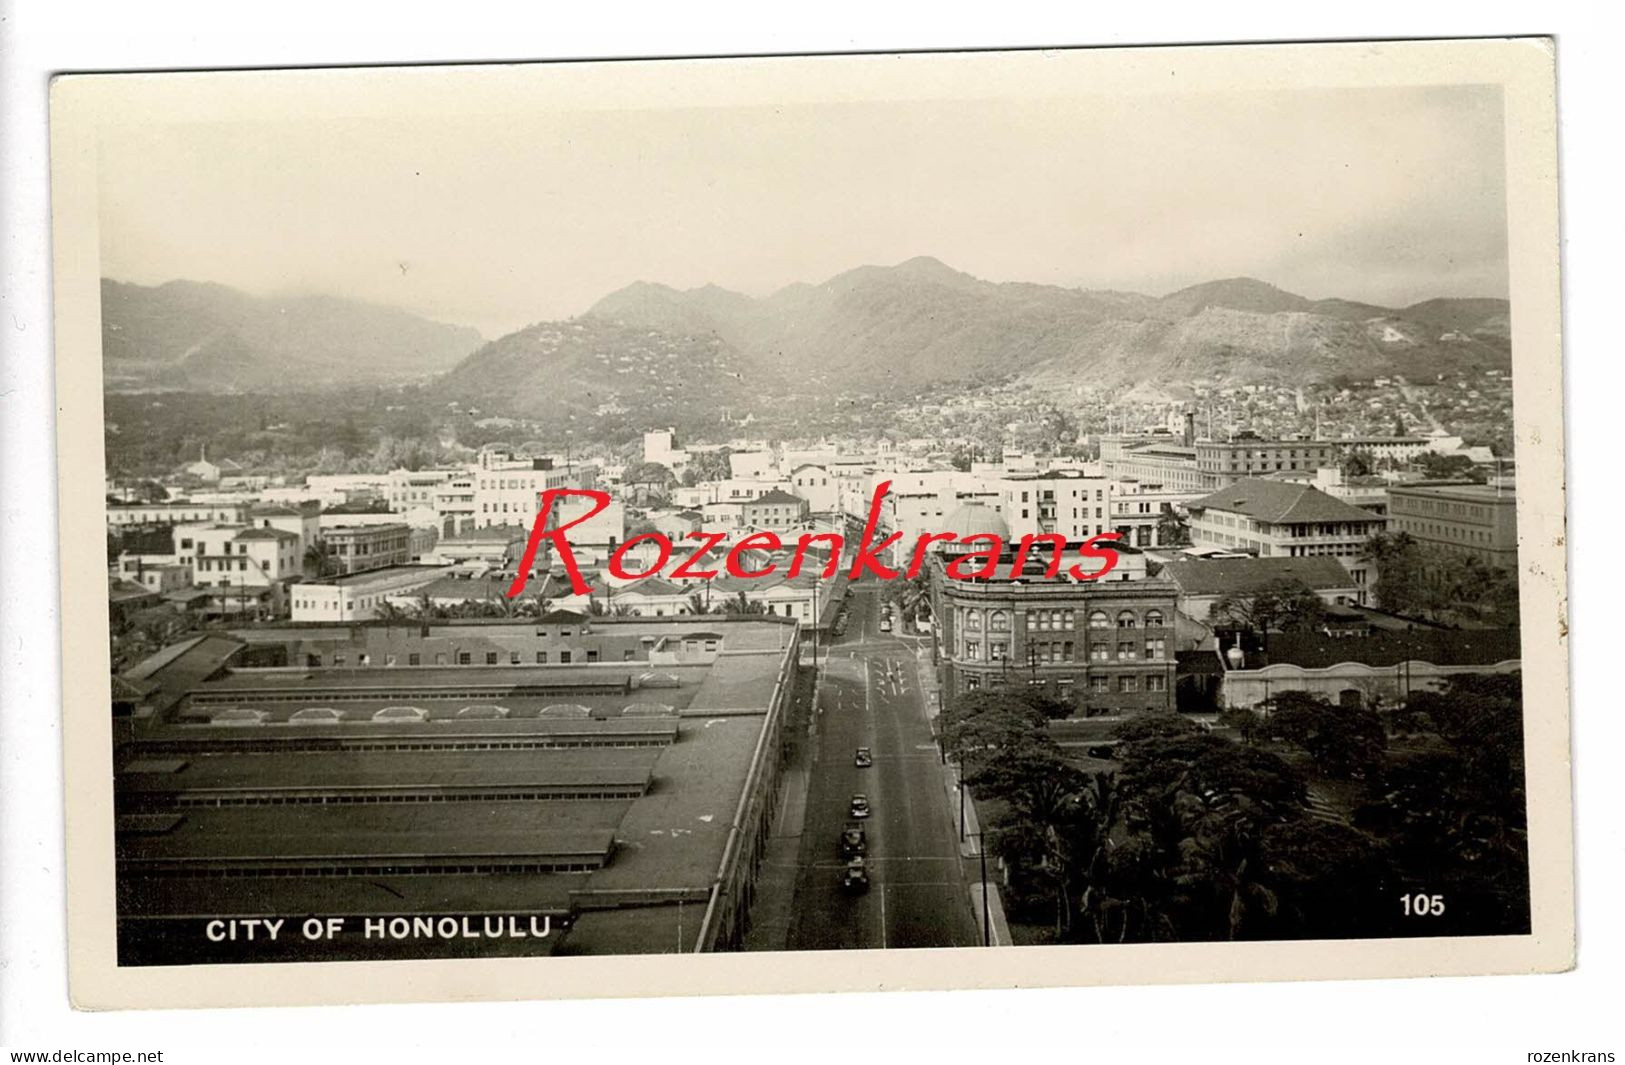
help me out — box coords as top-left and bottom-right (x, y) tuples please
(1183, 411), (1195, 448)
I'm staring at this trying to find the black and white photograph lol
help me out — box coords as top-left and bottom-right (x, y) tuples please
(43, 37), (1571, 1008)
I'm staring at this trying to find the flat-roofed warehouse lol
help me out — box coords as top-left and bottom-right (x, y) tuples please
(112, 615), (800, 964)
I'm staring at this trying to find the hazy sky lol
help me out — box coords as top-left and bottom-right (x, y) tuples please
(97, 82), (1507, 339)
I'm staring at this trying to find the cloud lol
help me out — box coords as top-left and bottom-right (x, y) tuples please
(97, 83), (1508, 335)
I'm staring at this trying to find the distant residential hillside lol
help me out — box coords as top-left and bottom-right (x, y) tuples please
(101, 279), (484, 391)
(578, 257), (1512, 397)
(436, 316), (753, 437)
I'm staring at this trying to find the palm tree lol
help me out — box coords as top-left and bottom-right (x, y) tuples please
(410, 591), (442, 621)
(725, 590), (766, 615)
(303, 542), (336, 578)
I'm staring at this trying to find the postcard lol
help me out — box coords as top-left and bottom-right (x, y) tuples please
(50, 37), (1571, 1008)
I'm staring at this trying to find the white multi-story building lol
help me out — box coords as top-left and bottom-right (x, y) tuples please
(728, 450), (777, 481)
(471, 457), (588, 529)
(789, 464), (839, 513)
(997, 469), (1112, 542)
(387, 468), (461, 512)
(247, 502), (321, 555)
(1110, 479), (1194, 549)
(106, 501), (253, 528)
(189, 524), (303, 614)
(1185, 478), (1387, 604)
(643, 428), (690, 475)
(291, 565), (456, 623)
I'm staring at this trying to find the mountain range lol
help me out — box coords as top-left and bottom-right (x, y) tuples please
(103, 260), (1510, 409)
(101, 279), (483, 391)
(576, 257), (1511, 400)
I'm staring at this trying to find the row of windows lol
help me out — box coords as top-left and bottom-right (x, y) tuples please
(1285, 544), (1361, 559)
(330, 539), (407, 555)
(1016, 488), (1106, 503)
(1393, 498), (1498, 521)
(962, 637), (1167, 663)
(159, 787), (644, 807)
(961, 608), (1166, 632)
(959, 673), (1167, 694)
(1398, 519), (1507, 545)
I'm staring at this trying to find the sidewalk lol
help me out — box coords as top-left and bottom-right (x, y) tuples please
(907, 644), (1014, 947)
(740, 751), (810, 951)
(969, 880), (1015, 948)
(740, 660), (821, 952)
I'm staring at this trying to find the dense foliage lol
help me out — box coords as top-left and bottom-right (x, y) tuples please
(1362, 531), (1519, 625)
(946, 676), (1529, 945)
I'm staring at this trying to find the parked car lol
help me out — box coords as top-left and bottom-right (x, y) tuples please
(839, 825), (868, 858)
(849, 794), (870, 819)
(854, 746), (873, 768)
(842, 857), (870, 894)
(879, 617), (892, 633)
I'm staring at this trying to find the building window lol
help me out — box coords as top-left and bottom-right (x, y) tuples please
(1117, 610), (1137, 628)
(989, 611), (1010, 633)
(1146, 637), (1166, 659)
(1146, 674), (1167, 692)
(1090, 644), (1109, 661)
(408, 653), (420, 666)
(559, 651), (572, 664)
(1144, 609), (1164, 627)
(1088, 610), (1110, 629)
(965, 611), (983, 633)
(1090, 676), (1110, 693)
(990, 641), (1008, 662)
(1117, 642), (1138, 660)
(1119, 676), (1139, 693)
(536, 651), (548, 664)
(587, 649), (600, 663)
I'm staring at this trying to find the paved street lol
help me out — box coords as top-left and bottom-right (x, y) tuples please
(785, 584), (980, 951)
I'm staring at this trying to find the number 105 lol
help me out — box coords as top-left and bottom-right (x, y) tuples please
(1401, 893), (1445, 917)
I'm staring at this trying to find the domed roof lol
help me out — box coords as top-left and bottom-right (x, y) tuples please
(941, 502), (1010, 540)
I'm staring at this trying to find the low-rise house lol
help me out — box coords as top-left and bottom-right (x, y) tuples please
(1158, 555), (1361, 620)
(291, 564), (456, 622)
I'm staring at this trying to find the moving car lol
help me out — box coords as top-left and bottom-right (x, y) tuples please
(879, 616), (892, 633)
(839, 825), (868, 859)
(854, 746), (873, 768)
(841, 857), (870, 894)
(849, 794), (870, 819)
